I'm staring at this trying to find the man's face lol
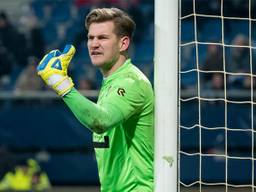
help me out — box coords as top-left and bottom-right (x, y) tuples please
(87, 21), (121, 69)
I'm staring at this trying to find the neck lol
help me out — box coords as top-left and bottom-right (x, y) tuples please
(101, 55), (127, 77)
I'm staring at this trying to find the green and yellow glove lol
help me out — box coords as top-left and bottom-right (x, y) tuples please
(37, 44), (75, 96)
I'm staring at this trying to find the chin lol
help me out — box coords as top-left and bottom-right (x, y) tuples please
(91, 60), (104, 67)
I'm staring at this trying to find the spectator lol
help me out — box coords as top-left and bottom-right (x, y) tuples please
(228, 34), (250, 88)
(0, 159), (51, 191)
(0, 11), (17, 57)
(0, 45), (14, 89)
(14, 56), (44, 91)
(202, 44), (224, 89)
(0, 11), (29, 68)
(0, 163), (31, 191)
(31, 171), (51, 191)
(229, 34), (249, 73)
(0, 170), (14, 190)
(26, 13), (45, 59)
(27, 159), (41, 175)
(0, 11), (17, 89)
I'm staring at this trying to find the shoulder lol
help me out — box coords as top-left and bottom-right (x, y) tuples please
(111, 65), (153, 102)
(119, 64), (152, 89)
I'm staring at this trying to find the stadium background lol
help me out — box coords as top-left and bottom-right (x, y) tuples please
(0, 0), (253, 191)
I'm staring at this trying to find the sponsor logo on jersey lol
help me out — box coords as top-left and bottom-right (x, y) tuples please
(93, 136), (110, 148)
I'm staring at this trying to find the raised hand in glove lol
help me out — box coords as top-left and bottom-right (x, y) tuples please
(37, 44), (75, 96)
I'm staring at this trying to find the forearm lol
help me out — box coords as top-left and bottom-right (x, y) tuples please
(63, 88), (124, 134)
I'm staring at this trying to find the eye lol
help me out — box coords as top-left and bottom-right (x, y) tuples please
(98, 35), (108, 40)
(88, 35), (94, 40)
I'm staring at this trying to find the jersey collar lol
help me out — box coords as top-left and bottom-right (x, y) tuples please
(103, 58), (132, 83)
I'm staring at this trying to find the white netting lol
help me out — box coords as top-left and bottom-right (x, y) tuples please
(179, 0), (256, 191)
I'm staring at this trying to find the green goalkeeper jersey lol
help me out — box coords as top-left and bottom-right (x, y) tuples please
(63, 59), (154, 192)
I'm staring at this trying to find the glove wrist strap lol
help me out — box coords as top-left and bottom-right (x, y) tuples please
(52, 76), (74, 96)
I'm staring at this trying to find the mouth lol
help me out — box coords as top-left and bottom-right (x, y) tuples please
(91, 51), (102, 56)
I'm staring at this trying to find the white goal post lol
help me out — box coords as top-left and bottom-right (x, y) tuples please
(154, 0), (179, 191)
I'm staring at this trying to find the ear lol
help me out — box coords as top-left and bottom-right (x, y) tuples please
(119, 36), (130, 52)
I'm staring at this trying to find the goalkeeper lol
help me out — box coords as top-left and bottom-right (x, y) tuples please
(37, 8), (154, 192)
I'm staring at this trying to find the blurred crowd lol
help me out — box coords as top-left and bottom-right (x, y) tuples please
(181, 0), (256, 91)
(0, 158), (51, 191)
(0, 0), (154, 92)
(1, 0), (254, 93)
(201, 34), (253, 90)
(0, 8), (45, 91)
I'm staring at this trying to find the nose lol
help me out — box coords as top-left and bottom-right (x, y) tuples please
(89, 38), (100, 49)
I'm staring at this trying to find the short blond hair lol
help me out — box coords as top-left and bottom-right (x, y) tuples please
(85, 8), (136, 39)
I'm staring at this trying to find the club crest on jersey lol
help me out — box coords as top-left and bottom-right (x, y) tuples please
(117, 88), (125, 96)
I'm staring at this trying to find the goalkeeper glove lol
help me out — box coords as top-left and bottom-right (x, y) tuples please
(37, 44), (75, 96)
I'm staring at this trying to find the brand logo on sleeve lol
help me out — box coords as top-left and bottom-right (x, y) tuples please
(117, 88), (125, 96)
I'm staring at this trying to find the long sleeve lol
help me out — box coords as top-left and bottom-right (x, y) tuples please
(63, 88), (124, 134)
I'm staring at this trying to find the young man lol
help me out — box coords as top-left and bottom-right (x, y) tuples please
(37, 8), (154, 192)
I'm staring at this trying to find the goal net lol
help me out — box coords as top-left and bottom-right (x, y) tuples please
(180, 0), (256, 191)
